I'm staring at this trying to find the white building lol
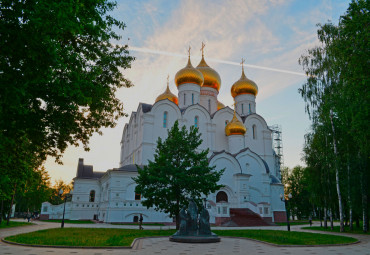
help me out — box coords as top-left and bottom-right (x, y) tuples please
(41, 50), (286, 225)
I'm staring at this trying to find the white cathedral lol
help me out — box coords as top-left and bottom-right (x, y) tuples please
(41, 47), (286, 226)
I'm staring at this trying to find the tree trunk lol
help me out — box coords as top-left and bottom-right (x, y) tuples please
(319, 208), (322, 227)
(7, 184), (17, 226)
(329, 208), (334, 230)
(0, 199), (3, 225)
(329, 111), (344, 232)
(324, 207), (328, 228)
(175, 199), (180, 230)
(361, 175), (368, 233)
(347, 161), (353, 231)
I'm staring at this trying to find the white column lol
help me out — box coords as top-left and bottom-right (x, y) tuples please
(235, 94), (256, 116)
(178, 83), (201, 108)
(199, 87), (218, 114)
(228, 135), (244, 154)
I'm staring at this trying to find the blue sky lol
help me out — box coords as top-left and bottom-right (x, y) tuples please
(45, 0), (351, 183)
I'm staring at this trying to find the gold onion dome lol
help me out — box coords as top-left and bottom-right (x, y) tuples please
(231, 59), (258, 98)
(217, 101), (225, 110)
(196, 43), (221, 91)
(225, 111), (246, 136)
(155, 76), (178, 105)
(175, 47), (204, 87)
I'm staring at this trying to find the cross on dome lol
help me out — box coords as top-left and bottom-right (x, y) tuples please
(167, 74), (170, 86)
(241, 58), (246, 74)
(200, 42), (205, 57)
(188, 46), (191, 59)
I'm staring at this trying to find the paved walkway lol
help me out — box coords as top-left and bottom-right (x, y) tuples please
(0, 220), (369, 255)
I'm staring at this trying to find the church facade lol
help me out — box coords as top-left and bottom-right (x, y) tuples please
(41, 48), (286, 225)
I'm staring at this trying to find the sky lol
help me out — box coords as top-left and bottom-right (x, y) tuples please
(44, 0), (351, 184)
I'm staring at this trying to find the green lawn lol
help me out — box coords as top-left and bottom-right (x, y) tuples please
(5, 228), (176, 246)
(0, 221), (34, 229)
(40, 219), (95, 224)
(303, 225), (370, 235)
(5, 228), (357, 247)
(213, 229), (357, 245)
(111, 222), (165, 226)
(275, 221), (310, 226)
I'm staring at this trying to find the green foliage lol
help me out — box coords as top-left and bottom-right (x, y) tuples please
(282, 166), (312, 219)
(299, 0), (369, 232)
(48, 179), (73, 205)
(133, 120), (224, 228)
(0, 0), (133, 222)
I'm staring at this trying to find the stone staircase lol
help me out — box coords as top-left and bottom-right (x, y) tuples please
(222, 208), (272, 227)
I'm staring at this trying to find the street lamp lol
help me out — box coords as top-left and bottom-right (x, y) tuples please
(59, 189), (71, 228)
(280, 193), (292, 231)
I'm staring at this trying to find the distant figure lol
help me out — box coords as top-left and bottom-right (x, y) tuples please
(309, 215), (312, 227)
(139, 214), (144, 230)
(26, 212), (31, 222)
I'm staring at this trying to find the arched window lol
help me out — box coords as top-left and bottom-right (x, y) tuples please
(89, 190), (95, 202)
(192, 93), (194, 104)
(242, 103), (244, 115)
(252, 125), (257, 139)
(184, 93), (186, 105)
(194, 116), (199, 128)
(249, 104), (251, 114)
(163, 111), (168, 128)
(216, 191), (228, 203)
(225, 120), (229, 126)
(135, 193), (141, 200)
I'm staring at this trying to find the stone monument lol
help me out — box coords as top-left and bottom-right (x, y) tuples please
(170, 199), (220, 243)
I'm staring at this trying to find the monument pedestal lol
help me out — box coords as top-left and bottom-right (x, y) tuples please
(170, 232), (220, 243)
(169, 199), (221, 243)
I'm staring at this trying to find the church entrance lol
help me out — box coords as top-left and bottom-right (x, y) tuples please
(133, 215), (139, 222)
(216, 191), (228, 203)
(215, 191), (230, 225)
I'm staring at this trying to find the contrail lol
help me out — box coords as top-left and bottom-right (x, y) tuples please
(129, 46), (306, 77)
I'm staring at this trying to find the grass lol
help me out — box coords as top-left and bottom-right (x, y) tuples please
(213, 229), (357, 245)
(275, 221), (310, 226)
(40, 219), (95, 224)
(5, 228), (176, 246)
(5, 228), (357, 246)
(0, 221), (34, 229)
(303, 225), (370, 235)
(111, 222), (165, 226)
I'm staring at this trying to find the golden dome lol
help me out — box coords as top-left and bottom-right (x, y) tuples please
(231, 65), (258, 98)
(175, 56), (204, 87)
(155, 77), (178, 105)
(217, 101), (225, 110)
(196, 56), (221, 91)
(225, 112), (246, 136)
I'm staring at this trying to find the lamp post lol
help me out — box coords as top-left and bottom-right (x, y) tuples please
(280, 193), (292, 231)
(59, 189), (71, 228)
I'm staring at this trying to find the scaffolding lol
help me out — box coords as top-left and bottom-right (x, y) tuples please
(269, 124), (283, 180)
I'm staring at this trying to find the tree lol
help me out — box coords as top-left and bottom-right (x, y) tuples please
(0, 0), (134, 174)
(299, 0), (369, 232)
(133, 121), (224, 229)
(48, 179), (73, 205)
(0, 0), (134, 224)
